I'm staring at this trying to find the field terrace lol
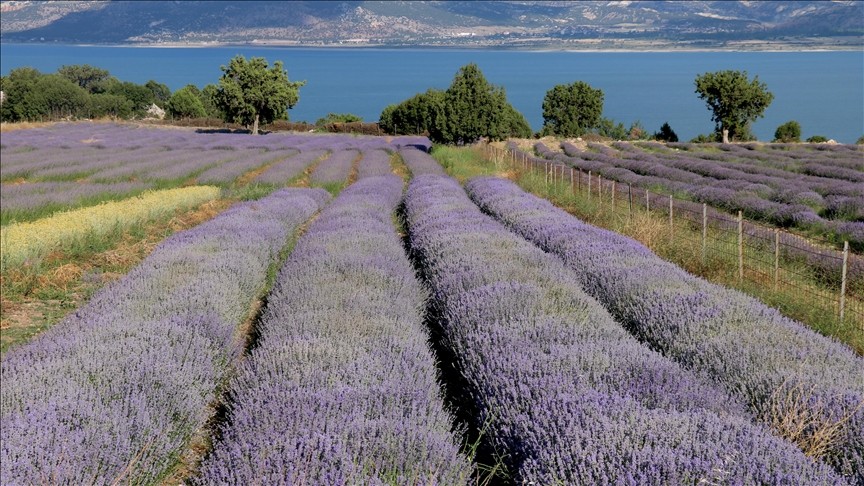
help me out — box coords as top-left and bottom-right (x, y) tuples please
(0, 122), (861, 484)
(532, 140), (864, 250)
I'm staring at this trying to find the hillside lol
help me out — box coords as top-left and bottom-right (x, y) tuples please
(1, 0), (862, 49)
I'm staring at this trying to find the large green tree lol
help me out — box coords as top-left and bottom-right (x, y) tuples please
(165, 85), (206, 119)
(57, 64), (111, 93)
(215, 55), (305, 135)
(541, 81), (604, 137)
(436, 63), (530, 144)
(694, 70), (773, 144)
(379, 89), (445, 136)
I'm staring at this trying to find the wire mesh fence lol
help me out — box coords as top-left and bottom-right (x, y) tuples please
(486, 144), (863, 329)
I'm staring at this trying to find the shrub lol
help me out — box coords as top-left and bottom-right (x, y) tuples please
(807, 135), (829, 143)
(774, 120), (801, 143)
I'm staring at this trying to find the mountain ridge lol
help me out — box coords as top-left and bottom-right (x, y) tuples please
(1, 1), (862, 50)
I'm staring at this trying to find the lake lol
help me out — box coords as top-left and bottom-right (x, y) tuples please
(1, 44), (862, 143)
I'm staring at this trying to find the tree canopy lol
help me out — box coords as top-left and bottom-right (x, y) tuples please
(694, 70), (773, 144)
(166, 85), (206, 119)
(215, 55), (305, 135)
(774, 120), (801, 143)
(541, 81), (604, 137)
(57, 64), (111, 93)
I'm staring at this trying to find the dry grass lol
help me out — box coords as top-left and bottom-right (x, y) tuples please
(768, 381), (863, 460)
(0, 198), (233, 354)
(0, 121), (58, 132)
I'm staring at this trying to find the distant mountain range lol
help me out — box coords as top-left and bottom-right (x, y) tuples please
(2, 1), (862, 49)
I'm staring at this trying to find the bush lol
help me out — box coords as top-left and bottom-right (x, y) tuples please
(807, 135), (829, 143)
(857, 135), (864, 145)
(653, 122), (679, 142)
(690, 133), (721, 143)
(315, 113), (362, 125)
(774, 120), (801, 143)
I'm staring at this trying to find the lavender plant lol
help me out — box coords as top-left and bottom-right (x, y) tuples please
(400, 148), (447, 176)
(196, 176), (471, 484)
(404, 174), (843, 484)
(356, 149), (393, 178)
(0, 188), (328, 484)
(309, 149), (357, 184)
(466, 176), (864, 483)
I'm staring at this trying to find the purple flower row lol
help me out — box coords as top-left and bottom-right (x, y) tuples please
(309, 149), (357, 184)
(548, 142), (863, 248)
(404, 174), (841, 484)
(196, 149), (299, 185)
(196, 175), (471, 484)
(0, 181), (153, 216)
(0, 187), (328, 484)
(356, 149), (393, 179)
(400, 148), (446, 176)
(465, 176), (864, 482)
(252, 149), (326, 185)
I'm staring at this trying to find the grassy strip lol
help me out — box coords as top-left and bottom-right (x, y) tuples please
(0, 199), (232, 355)
(1, 186), (221, 269)
(431, 145), (863, 354)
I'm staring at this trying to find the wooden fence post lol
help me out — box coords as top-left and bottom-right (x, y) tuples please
(570, 168), (574, 195)
(588, 171), (592, 201)
(702, 203), (708, 266)
(611, 181), (616, 209)
(628, 183), (633, 223)
(774, 229), (780, 290)
(738, 211), (744, 283)
(545, 161), (549, 187)
(597, 175), (603, 208)
(840, 240), (849, 322)
(669, 195), (674, 244)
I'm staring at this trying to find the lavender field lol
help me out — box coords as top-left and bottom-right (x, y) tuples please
(533, 140), (864, 250)
(1, 123), (862, 484)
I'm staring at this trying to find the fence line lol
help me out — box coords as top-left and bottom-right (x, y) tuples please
(483, 144), (863, 328)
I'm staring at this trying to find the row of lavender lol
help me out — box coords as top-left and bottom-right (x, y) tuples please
(403, 173), (843, 484)
(537, 141), (863, 248)
(1, 125), (406, 222)
(197, 176), (471, 483)
(0, 188), (328, 483)
(466, 176), (864, 483)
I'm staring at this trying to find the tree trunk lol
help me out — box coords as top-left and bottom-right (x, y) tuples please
(252, 113), (259, 135)
(722, 128), (729, 144)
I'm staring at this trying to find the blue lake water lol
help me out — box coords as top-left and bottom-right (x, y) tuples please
(2, 44), (863, 143)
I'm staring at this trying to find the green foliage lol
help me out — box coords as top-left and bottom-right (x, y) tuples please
(215, 55), (305, 135)
(856, 135), (864, 145)
(19, 74), (90, 121)
(627, 120), (649, 140)
(89, 93), (133, 119)
(57, 64), (111, 93)
(806, 135), (829, 143)
(106, 81), (155, 116)
(594, 117), (627, 140)
(653, 122), (679, 142)
(694, 70), (773, 143)
(315, 113), (363, 125)
(165, 86), (207, 119)
(541, 81), (604, 137)
(199, 84), (222, 119)
(773, 120), (801, 143)
(431, 63), (530, 144)
(1, 67), (43, 121)
(690, 133), (721, 143)
(144, 79), (171, 106)
(379, 89), (445, 135)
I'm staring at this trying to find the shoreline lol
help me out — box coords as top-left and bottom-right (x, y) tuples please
(2, 40), (862, 53)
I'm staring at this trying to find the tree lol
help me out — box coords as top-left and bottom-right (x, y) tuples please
(773, 120), (801, 143)
(215, 55), (305, 135)
(21, 75), (90, 120)
(316, 113), (362, 126)
(145, 80), (171, 106)
(57, 64), (111, 93)
(541, 81), (604, 137)
(199, 83), (222, 119)
(106, 81), (156, 116)
(166, 85), (206, 119)
(435, 63), (529, 144)
(653, 122), (679, 142)
(694, 70), (773, 144)
(89, 93), (133, 119)
(0, 67), (43, 121)
(380, 89), (445, 136)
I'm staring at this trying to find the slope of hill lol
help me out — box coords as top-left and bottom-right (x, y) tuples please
(1, 0), (862, 49)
